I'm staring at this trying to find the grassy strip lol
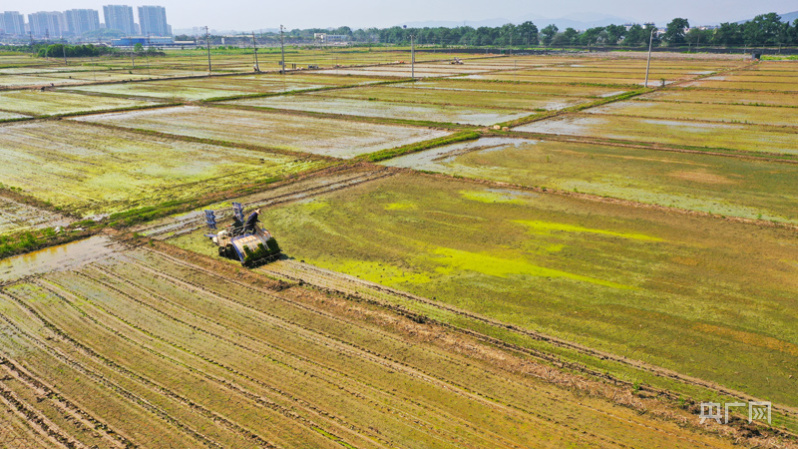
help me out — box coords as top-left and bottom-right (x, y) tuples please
(0, 227), (95, 259)
(496, 88), (651, 128)
(357, 130), (481, 162)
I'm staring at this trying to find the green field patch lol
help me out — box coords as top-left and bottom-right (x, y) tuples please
(514, 113), (798, 155)
(384, 137), (798, 222)
(170, 172), (798, 406)
(75, 105), (452, 158)
(0, 121), (325, 217)
(514, 219), (663, 241)
(0, 90), (150, 116)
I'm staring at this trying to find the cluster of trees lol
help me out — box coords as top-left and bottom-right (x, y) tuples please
(37, 44), (117, 58)
(675, 14), (798, 47)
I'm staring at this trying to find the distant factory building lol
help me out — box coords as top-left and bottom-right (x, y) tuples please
(28, 11), (66, 38)
(0, 11), (25, 36)
(137, 5), (170, 36)
(65, 9), (101, 36)
(103, 5), (136, 35)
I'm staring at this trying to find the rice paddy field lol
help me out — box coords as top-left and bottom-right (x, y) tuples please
(74, 105), (452, 158)
(63, 73), (386, 101)
(383, 136), (798, 222)
(2, 49), (798, 448)
(0, 90), (151, 116)
(515, 113), (798, 155)
(0, 120), (325, 217)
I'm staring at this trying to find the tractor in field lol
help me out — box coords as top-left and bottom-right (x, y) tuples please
(205, 203), (281, 267)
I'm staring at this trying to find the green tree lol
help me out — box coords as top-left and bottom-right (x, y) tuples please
(712, 22), (743, 46)
(685, 27), (711, 47)
(540, 24), (558, 46)
(518, 21), (539, 45)
(578, 27), (604, 46)
(743, 13), (783, 46)
(134, 43), (144, 53)
(603, 24), (626, 45)
(663, 18), (689, 45)
(624, 24), (646, 46)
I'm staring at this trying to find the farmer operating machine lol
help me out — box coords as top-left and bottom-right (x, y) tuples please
(205, 203), (281, 267)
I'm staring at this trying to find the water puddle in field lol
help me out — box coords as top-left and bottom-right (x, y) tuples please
(0, 235), (119, 283)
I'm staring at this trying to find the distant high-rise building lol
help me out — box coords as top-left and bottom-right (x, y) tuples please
(1, 11), (25, 36)
(137, 5), (170, 36)
(103, 5), (135, 35)
(65, 9), (100, 36)
(28, 11), (65, 38)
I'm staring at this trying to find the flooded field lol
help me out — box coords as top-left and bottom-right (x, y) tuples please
(75, 105), (452, 158)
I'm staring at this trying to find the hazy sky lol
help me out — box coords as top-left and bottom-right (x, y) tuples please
(15, 1), (798, 30)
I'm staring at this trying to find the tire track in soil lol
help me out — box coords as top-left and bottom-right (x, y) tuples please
(61, 267), (393, 449)
(0, 289), (229, 449)
(93, 260), (537, 449)
(83, 262), (529, 449)
(0, 372), (86, 449)
(29, 279), (287, 449)
(258, 259), (798, 422)
(128, 249), (688, 449)
(0, 359), (130, 449)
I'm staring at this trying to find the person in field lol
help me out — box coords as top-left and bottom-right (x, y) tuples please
(244, 208), (261, 233)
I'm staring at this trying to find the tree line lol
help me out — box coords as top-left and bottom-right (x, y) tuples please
(263, 13), (798, 48)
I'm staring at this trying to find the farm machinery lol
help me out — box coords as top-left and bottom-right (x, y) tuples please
(205, 203), (281, 267)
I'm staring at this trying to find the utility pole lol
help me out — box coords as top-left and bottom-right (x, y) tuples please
(205, 26), (212, 73)
(280, 25), (285, 74)
(252, 32), (260, 72)
(644, 27), (654, 88)
(411, 34), (416, 78)
(62, 39), (68, 65)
